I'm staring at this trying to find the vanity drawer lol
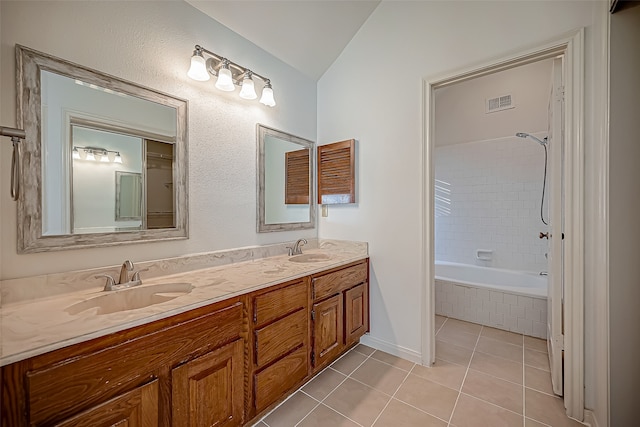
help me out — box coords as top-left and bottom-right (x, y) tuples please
(253, 280), (307, 327)
(255, 309), (307, 368)
(254, 345), (308, 412)
(312, 261), (367, 301)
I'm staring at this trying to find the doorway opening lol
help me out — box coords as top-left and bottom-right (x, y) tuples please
(421, 30), (585, 421)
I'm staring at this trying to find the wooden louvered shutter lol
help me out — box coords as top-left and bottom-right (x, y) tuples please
(285, 149), (310, 204)
(317, 139), (355, 204)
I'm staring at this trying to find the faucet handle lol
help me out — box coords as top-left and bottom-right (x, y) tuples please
(286, 246), (293, 256)
(95, 274), (116, 291)
(131, 268), (149, 282)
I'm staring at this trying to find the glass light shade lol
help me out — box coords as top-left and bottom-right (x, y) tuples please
(114, 152), (123, 164)
(259, 86), (276, 107)
(215, 66), (235, 91)
(239, 76), (257, 100)
(100, 152), (110, 162)
(85, 151), (96, 161)
(72, 147), (80, 160)
(187, 54), (210, 81)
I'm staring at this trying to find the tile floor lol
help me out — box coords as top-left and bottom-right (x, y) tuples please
(254, 316), (585, 427)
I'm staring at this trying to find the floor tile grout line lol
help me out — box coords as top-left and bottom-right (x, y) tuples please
(446, 324), (484, 426)
(294, 347), (373, 426)
(368, 362), (417, 426)
(458, 391), (526, 418)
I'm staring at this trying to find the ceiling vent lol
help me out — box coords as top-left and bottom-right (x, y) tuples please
(485, 94), (515, 113)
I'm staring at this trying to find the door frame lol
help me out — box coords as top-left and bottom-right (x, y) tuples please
(420, 29), (585, 420)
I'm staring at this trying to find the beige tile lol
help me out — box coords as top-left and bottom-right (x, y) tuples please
(525, 388), (584, 427)
(436, 340), (473, 366)
(324, 378), (390, 426)
(351, 357), (408, 395)
(298, 403), (360, 427)
(470, 351), (523, 384)
(373, 398), (447, 427)
(412, 358), (467, 391)
(354, 343), (376, 356)
(451, 394), (523, 427)
(481, 326), (523, 346)
(370, 350), (415, 371)
(264, 392), (318, 427)
(441, 318), (482, 335)
(524, 335), (548, 353)
(476, 336), (523, 362)
(435, 315), (447, 330)
(524, 348), (550, 371)
(525, 417), (550, 427)
(525, 365), (554, 395)
(252, 422), (268, 427)
(462, 369), (523, 414)
(436, 328), (480, 350)
(394, 374), (458, 421)
(302, 368), (346, 400)
(331, 350), (368, 375)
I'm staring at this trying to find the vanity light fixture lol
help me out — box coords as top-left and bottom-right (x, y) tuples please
(74, 146), (123, 164)
(187, 44), (276, 107)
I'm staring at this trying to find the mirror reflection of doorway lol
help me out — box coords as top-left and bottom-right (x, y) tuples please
(145, 140), (175, 229)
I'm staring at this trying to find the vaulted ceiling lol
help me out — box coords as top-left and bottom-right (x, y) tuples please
(186, 1), (381, 81)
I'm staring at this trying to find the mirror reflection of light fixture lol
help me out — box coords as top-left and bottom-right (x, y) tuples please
(74, 146), (123, 164)
(187, 44), (276, 107)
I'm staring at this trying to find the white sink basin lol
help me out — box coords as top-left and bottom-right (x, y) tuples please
(65, 282), (193, 316)
(288, 253), (331, 263)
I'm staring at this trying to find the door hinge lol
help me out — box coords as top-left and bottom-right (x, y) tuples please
(554, 334), (564, 351)
(311, 351), (315, 367)
(254, 337), (258, 354)
(311, 310), (315, 321)
(556, 85), (565, 102)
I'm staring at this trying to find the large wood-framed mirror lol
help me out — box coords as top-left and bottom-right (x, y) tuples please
(257, 124), (315, 232)
(16, 45), (188, 253)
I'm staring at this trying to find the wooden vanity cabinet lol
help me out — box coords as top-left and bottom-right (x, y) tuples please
(247, 278), (310, 417)
(311, 260), (369, 372)
(0, 298), (245, 427)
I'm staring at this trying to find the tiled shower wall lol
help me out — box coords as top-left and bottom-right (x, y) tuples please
(435, 136), (549, 273)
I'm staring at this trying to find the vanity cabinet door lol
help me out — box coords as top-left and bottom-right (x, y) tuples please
(54, 379), (158, 427)
(345, 283), (369, 346)
(172, 339), (244, 427)
(312, 294), (344, 368)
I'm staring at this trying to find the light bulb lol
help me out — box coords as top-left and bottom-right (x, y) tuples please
(72, 147), (80, 160)
(114, 152), (123, 164)
(187, 49), (210, 81)
(100, 151), (110, 162)
(215, 62), (235, 91)
(239, 73), (257, 100)
(259, 82), (276, 107)
(86, 150), (96, 161)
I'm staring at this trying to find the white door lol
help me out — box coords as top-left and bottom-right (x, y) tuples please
(547, 57), (564, 396)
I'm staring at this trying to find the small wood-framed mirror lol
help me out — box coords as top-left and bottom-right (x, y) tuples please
(257, 124), (315, 232)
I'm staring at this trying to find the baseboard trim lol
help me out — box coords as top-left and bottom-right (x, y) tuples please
(584, 409), (602, 427)
(359, 334), (423, 364)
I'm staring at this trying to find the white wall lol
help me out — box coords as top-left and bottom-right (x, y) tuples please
(435, 136), (548, 272)
(317, 0), (608, 422)
(609, 3), (640, 426)
(435, 59), (552, 147)
(0, 1), (317, 279)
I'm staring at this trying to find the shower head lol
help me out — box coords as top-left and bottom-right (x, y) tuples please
(516, 132), (548, 145)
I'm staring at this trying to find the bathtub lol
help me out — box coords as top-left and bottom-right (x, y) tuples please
(434, 261), (548, 338)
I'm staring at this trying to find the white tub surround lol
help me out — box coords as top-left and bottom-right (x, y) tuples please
(435, 262), (547, 338)
(0, 239), (368, 366)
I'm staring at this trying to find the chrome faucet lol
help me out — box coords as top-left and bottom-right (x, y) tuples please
(95, 260), (147, 291)
(287, 239), (307, 256)
(119, 260), (134, 284)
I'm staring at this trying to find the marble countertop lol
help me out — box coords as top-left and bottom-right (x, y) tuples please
(0, 241), (368, 366)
